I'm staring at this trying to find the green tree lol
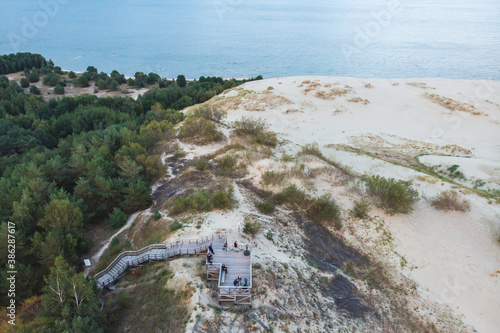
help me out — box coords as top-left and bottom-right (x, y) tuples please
(109, 207), (127, 228)
(97, 79), (107, 90)
(29, 85), (41, 94)
(121, 181), (151, 213)
(68, 71), (76, 78)
(176, 75), (186, 88)
(35, 199), (87, 267)
(109, 79), (119, 91)
(42, 256), (104, 333)
(118, 158), (143, 181)
(28, 72), (40, 83)
(139, 120), (175, 150)
(77, 75), (89, 88)
(54, 84), (65, 95)
(144, 155), (165, 181)
(20, 77), (29, 88)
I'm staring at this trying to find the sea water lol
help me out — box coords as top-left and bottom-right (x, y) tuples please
(0, 0), (498, 79)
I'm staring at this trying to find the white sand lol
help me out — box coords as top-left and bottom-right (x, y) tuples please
(203, 76), (500, 333)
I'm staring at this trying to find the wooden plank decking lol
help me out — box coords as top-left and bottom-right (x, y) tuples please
(93, 233), (252, 305)
(206, 238), (253, 305)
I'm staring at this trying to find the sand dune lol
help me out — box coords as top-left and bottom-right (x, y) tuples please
(191, 76), (500, 332)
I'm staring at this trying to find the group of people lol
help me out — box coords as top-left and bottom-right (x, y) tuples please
(222, 240), (238, 252)
(233, 276), (248, 286)
(206, 240), (247, 287)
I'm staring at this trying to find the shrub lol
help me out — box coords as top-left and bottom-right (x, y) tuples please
(216, 155), (237, 176)
(77, 75), (90, 87)
(42, 73), (61, 86)
(111, 236), (120, 247)
(243, 217), (261, 238)
(169, 187), (235, 215)
(300, 143), (323, 157)
(68, 71), (76, 78)
(187, 189), (213, 211)
(256, 201), (275, 214)
(261, 170), (286, 186)
(173, 149), (187, 158)
(233, 117), (277, 147)
(29, 85), (41, 95)
(109, 207), (128, 228)
(351, 199), (370, 219)
(281, 153), (294, 162)
(178, 118), (224, 144)
(19, 78), (29, 88)
(53, 84), (64, 95)
(194, 158), (209, 171)
(212, 186), (235, 209)
(169, 219), (183, 231)
(447, 165), (466, 179)
(190, 105), (227, 122)
(253, 130), (278, 147)
(306, 194), (341, 229)
(365, 175), (419, 214)
(153, 209), (162, 220)
(430, 191), (470, 212)
(274, 184), (308, 206)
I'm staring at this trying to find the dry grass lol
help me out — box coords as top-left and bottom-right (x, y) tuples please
(348, 96), (369, 104)
(105, 262), (193, 333)
(426, 93), (482, 115)
(430, 191), (471, 212)
(407, 82), (435, 89)
(302, 81), (352, 99)
(210, 89), (291, 111)
(417, 175), (438, 184)
(330, 87), (351, 96)
(261, 170), (286, 186)
(315, 90), (337, 100)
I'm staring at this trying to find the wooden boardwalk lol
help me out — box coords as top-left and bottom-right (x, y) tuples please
(93, 234), (252, 304)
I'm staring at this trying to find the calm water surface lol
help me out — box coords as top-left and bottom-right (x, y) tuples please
(0, 0), (498, 79)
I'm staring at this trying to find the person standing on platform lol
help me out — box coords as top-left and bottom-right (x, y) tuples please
(222, 241), (228, 252)
(208, 243), (214, 254)
(207, 252), (213, 264)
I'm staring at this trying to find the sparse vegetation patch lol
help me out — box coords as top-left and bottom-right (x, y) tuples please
(178, 117), (224, 144)
(169, 186), (235, 215)
(306, 194), (342, 229)
(430, 191), (471, 212)
(261, 170), (286, 186)
(189, 105), (227, 122)
(233, 117), (278, 147)
(364, 175), (419, 214)
(350, 199), (371, 219)
(256, 201), (275, 214)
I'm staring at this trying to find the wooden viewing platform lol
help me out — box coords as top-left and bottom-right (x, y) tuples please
(206, 238), (252, 305)
(93, 234), (252, 305)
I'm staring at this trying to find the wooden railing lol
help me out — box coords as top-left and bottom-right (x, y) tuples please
(94, 234), (226, 288)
